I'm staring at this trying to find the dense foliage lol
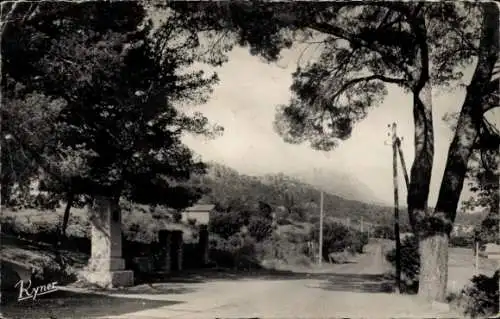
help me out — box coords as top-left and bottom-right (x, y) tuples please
(310, 221), (369, 260)
(2, 2), (222, 213)
(450, 235), (475, 249)
(373, 225), (396, 240)
(453, 271), (499, 318)
(386, 235), (420, 293)
(208, 211), (243, 240)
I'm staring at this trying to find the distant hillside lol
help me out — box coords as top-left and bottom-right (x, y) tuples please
(188, 162), (485, 229)
(292, 168), (382, 205)
(189, 162), (411, 228)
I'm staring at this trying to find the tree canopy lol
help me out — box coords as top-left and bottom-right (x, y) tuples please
(2, 2), (222, 209)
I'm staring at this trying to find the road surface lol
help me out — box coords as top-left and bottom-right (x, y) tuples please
(2, 240), (459, 318)
(102, 241), (457, 318)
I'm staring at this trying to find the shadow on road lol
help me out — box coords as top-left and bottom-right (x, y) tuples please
(134, 268), (338, 284)
(132, 268), (395, 294)
(316, 273), (395, 293)
(113, 283), (198, 295)
(1, 289), (183, 319)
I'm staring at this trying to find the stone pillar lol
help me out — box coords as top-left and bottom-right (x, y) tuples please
(82, 196), (133, 288)
(198, 225), (209, 266)
(171, 230), (183, 272)
(158, 230), (172, 273)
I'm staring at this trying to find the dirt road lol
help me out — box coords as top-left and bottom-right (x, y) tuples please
(2, 240), (458, 318)
(96, 240), (457, 318)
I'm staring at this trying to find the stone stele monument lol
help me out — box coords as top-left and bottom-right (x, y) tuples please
(81, 196), (133, 288)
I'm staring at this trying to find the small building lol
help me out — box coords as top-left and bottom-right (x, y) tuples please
(181, 204), (215, 225)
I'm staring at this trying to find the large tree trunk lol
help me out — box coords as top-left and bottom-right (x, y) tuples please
(419, 233), (449, 302)
(408, 82), (434, 233)
(60, 193), (74, 240)
(418, 3), (499, 302)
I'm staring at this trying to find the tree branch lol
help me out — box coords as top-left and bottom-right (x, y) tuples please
(413, 15), (430, 91)
(307, 20), (414, 81)
(330, 74), (405, 102)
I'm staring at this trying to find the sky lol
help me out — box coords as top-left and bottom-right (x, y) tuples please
(181, 44), (498, 207)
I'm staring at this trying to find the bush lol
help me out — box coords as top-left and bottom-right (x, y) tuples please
(309, 221), (369, 261)
(172, 211), (182, 223)
(348, 230), (369, 254)
(187, 218), (197, 226)
(254, 233), (313, 268)
(208, 233), (261, 270)
(122, 209), (161, 243)
(209, 211), (242, 239)
(385, 235), (420, 293)
(450, 235), (474, 248)
(373, 225), (395, 240)
(247, 216), (273, 242)
(454, 271), (499, 318)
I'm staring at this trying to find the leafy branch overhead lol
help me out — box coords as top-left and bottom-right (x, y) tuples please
(167, 2), (482, 151)
(2, 2), (223, 208)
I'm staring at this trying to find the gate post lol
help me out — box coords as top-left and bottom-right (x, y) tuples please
(158, 230), (172, 274)
(198, 225), (209, 266)
(170, 230), (184, 272)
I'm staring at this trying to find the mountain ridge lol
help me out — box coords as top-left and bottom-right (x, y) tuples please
(189, 161), (483, 228)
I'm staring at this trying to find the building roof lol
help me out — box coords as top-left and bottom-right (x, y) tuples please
(183, 204), (216, 213)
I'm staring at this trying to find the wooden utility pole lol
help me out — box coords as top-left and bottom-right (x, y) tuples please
(475, 241), (479, 276)
(319, 190), (324, 266)
(390, 123), (402, 294)
(396, 138), (410, 190)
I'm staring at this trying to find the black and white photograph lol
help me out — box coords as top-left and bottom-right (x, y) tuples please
(1, 1), (499, 318)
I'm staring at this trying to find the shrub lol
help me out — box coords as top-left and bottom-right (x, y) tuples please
(187, 218), (197, 226)
(348, 231), (369, 254)
(454, 271), (499, 318)
(209, 211), (242, 239)
(385, 235), (420, 293)
(172, 211), (182, 223)
(311, 221), (348, 259)
(310, 221), (368, 261)
(450, 235), (474, 248)
(122, 209), (161, 243)
(254, 233), (313, 268)
(208, 233), (260, 270)
(373, 225), (395, 240)
(247, 216), (273, 242)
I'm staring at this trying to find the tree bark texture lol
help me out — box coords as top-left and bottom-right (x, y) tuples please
(418, 233), (449, 302)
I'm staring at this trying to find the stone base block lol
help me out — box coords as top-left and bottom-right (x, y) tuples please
(80, 270), (134, 288)
(88, 258), (126, 271)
